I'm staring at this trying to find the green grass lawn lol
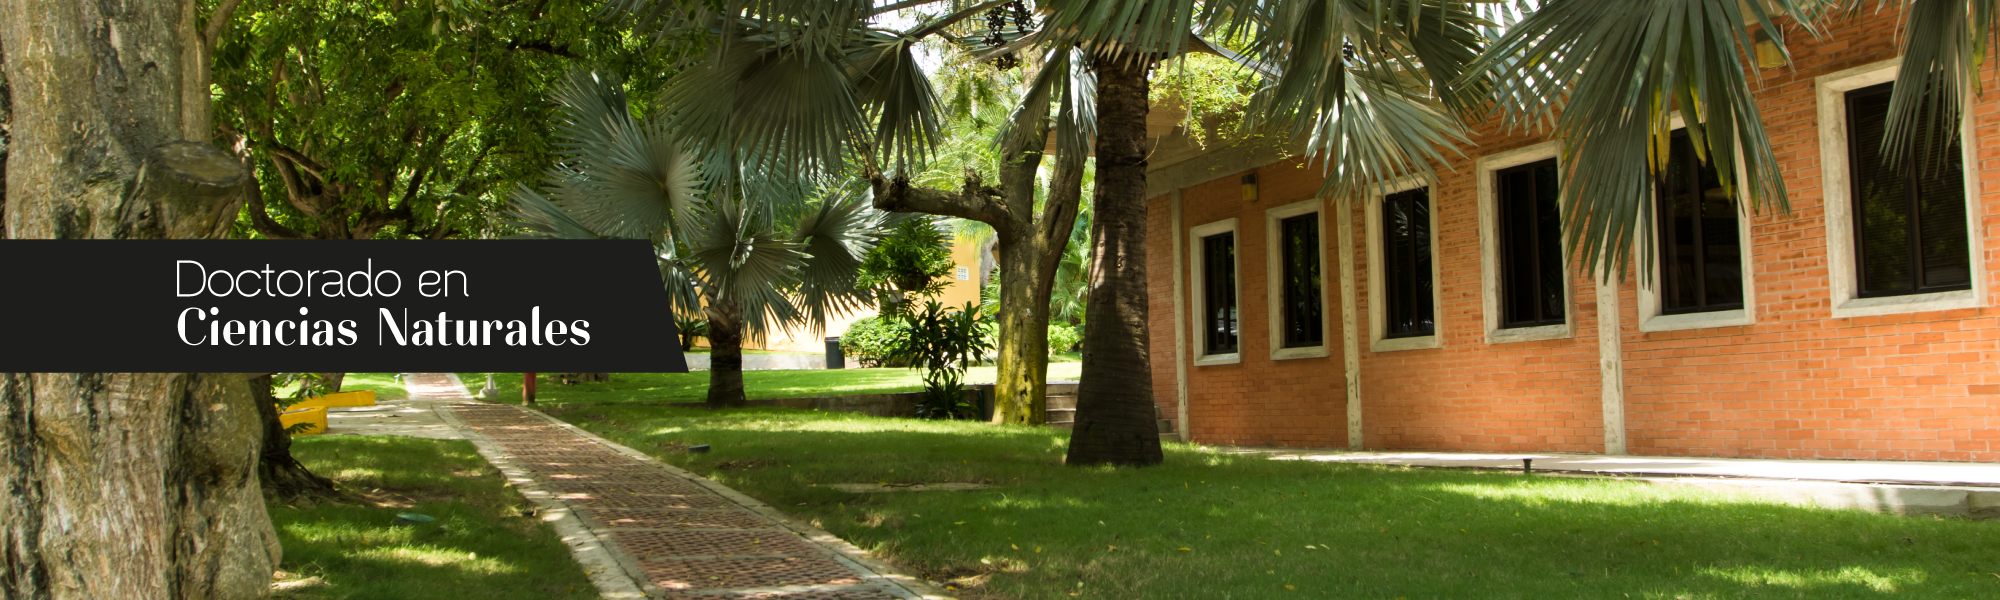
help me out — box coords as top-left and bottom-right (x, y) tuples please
(519, 398), (2000, 599)
(274, 372), (409, 401)
(268, 436), (597, 600)
(461, 363), (1081, 407)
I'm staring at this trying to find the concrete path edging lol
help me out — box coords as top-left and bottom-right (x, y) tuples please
(411, 373), (953, 600)
(419, 375), (650, 600)
(503, 408), (954, 600)
(1225, 447), (2000, 520)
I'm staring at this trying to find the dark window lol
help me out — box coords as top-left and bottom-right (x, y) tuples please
(1381, 187), (1435, 338)
(1201, 232), (1238, 355)
(1497, 159), (1566, 328)
(1846, 82), (1970, 297)
(1657, 130), (1745, 314)
(1278, 213), (1324, 348)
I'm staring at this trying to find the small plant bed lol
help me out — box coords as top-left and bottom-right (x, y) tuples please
(461, 364), (1081, 407)
(526, 403), (2000, 599)
(267, 436), (597, 600)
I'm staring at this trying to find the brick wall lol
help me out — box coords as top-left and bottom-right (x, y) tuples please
(1145, 6), (2000, 462)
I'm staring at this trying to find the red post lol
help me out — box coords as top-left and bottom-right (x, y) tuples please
(523, 372), (537, 405)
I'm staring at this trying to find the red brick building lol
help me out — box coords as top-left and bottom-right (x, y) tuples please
(1144, 9), (2000, 463)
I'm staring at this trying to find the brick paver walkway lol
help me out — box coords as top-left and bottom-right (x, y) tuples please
(408, 374), (946, 600)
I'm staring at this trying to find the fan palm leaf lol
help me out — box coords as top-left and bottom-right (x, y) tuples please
(1470, 0), (1808, 281)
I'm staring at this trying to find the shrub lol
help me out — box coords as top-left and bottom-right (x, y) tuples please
(840, 316), (910, 368)
(1047, 323), (1082, 356)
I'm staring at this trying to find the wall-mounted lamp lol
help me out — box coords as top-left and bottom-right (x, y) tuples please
(1240, 172), (1259, 203)
(1753, 28), (1787, 69)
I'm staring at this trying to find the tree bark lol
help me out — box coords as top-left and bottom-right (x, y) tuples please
(705, 308), (748, 409)
(253, 375), (343, 503)
(990, 151), (1085, 425)
(1066, 54), (1162, 467)
(2, 1), (280, 596)
(869, 60), (1086, 427)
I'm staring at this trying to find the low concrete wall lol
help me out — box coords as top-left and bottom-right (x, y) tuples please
(1643, 477), (2000, 520)
(745, 385), (994, 419)
(684, 353), (826, 371)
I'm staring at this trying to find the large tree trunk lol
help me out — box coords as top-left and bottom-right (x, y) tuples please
(1066, 54), (1162, 467)
(2, 1), (280, 597)
(991, 152), (1085, 425)
(254, 375), (343, 503)
(705, 308), (747, 409)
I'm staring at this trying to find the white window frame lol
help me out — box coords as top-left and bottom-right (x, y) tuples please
(1817, 57), (1986, 318)
(1366, 176), (1444, 352)
(1190, 218), (1242, 366)
(1478, 141), (1575, 344)
(1265, 199), (1332, 360)
(1636, 117), (1759, 332)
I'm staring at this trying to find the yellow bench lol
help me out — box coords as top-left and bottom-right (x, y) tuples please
(286, 390), (376, 410)
(280, 406), (328, 436)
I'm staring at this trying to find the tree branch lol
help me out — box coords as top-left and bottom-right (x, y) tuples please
(867, 168), (1009, 231)
(1034, 150), (1086, 290)
(241, 161), (309, 240)
(204, 0), (246, 51)
(507, 40), (581, 59)
(261, 141), (328, 182)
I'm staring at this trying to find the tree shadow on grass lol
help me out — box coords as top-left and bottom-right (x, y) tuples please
(545, 405), (2000, 600)
(271, 437), (598, 600)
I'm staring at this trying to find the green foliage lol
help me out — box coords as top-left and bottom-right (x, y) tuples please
(508, 70), (888, 342)
(675, 315), (709, 351)
(212, 0), (680, 240)
(1151, 53), (1259, 148)
(892, 301), (994, 420)
(1046, 322), (1081, 356)
(857, 217), (956, 303)
(839, 316), (910, 368)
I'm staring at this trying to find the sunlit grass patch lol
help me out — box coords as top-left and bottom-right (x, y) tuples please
(268, 436), (595, 600)
(525, 390), (2000, 600)
(460, 365), (1082, 408)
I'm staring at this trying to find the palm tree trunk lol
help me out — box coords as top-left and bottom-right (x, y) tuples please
(705, 308), (748, 408)
(1066, 53), (1163, 467)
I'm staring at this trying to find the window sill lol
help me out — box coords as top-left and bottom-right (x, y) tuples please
(1486, 323), (1571, 344)
(1270, 346), (1329, 361)
(1370, 335), (1440, 353)
(1194, 353), (1242, 367)
(1640, 309), (1752, 333)
(1831, 290), (1980, 319)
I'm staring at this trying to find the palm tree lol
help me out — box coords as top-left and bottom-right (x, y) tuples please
(615, 0), (1100, 427)
(509, 70), (890, 408)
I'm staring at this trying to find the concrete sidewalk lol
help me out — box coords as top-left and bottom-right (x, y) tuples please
(1219, 447), (2000, 519)
(1216, 448), (2000, 486)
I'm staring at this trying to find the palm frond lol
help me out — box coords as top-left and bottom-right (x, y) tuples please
(790, 187), (887, 335)
(505, 186), (602, 240)
(545, 69), (704, 242)
(1470, 0), (1812, 282)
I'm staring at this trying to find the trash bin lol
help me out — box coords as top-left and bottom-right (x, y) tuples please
(825, 336), (844, 370)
